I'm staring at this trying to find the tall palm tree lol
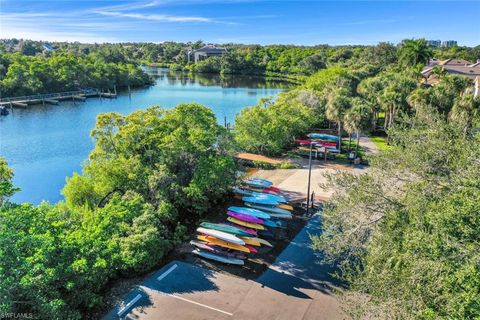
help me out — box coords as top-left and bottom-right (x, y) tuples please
(326, 88), (351, 152)
(344, 99), (371, 152)
(398, 39), (433, 67)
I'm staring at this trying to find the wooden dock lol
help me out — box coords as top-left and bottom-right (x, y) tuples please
(0, 89), (109, 109)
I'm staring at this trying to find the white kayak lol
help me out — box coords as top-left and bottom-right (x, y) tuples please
(245, 202), (293, 216)
(193, 249), (245, 265)
(228, 206), (271, 219)
(196, 227), (245, 245)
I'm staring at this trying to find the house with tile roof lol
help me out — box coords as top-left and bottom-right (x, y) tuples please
(421, 58), (480, 93)
(187, 45), (227, 63)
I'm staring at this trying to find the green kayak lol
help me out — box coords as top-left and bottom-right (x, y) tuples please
(200, 222), (251, 237)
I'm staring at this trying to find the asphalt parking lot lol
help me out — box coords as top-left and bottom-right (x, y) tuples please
(104, 214), (348, 320)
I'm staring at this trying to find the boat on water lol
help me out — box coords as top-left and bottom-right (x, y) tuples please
(196, 227), (245, 245)
(228, 206), (271, 219)
(193, 249), (245, 265)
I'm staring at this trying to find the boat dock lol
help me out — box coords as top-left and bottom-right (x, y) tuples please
(0, 88), (117, 109)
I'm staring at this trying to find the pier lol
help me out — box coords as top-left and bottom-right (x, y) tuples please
(0, 88), (117, 109)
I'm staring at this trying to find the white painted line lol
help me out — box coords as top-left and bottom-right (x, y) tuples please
(117, 293), (142, 317)
(157, 263), (178, 281)
(164, 293), (233, 316)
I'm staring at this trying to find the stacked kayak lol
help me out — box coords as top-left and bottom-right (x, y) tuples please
(192, 177), (294, 265)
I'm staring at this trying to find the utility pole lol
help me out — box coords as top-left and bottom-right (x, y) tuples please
(306, 142), (314, 214)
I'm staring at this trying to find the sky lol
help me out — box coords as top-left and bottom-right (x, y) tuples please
(1, 0), (479, 46)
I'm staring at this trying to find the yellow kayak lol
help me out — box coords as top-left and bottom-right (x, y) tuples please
(227, 217), (265, 230)
(278, 204), (293, 211)
(251, 237), (273, 247)
(197, 235), (251, 253)
(240, 237), (261, 247)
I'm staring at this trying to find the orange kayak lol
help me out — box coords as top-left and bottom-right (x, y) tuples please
(278, 204), (293, 211)
(197, 235), (251, 253)
(240, 237), (261, 247)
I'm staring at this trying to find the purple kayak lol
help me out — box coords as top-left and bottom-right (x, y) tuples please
(227, 211), (264, 224)
(221, 222), (257, 236)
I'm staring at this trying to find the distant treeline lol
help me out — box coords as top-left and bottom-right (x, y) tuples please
(2, 39), (479, 80)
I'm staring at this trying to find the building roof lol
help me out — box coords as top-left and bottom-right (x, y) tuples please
(193, 45), (227, 54)
(422, 58), (480, 83)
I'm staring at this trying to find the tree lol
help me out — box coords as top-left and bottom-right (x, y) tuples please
(449, 94), (480, 137)
(0, 158), (20, 205)
(326, 88), (351, 152)
(398, 38), (433, 67)
(343, 99), (371, 152)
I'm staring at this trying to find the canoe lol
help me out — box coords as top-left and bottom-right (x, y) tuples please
(227, 217), (265, 230)
(278, 203), (294, 211)
(245, 202), (292, 215)
(197, 235), (251, 253)
(250, 237), (273, 247)
(228, 206), (271, 219)
(200, 222), (251, 237)
(240, 237), (261, 247)
(193, 249), (244, 265)
(190, 240), (246, 259)
(196, 227), (245, 245)
(227, 211), (264, 224)
(242, 196), (279, 206)
(222, 222), (258, 236)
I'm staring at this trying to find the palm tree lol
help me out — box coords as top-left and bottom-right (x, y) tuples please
(398, 39), (433, 67)
(326, 88), (351, 152)
(449, 94), (480, 137)
(344, 99), (371, 152)
(407, 87), (429, 115)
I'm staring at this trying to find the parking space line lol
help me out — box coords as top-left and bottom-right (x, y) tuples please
(163, 293), (233, 316)
(157, 263), (178, 281)
(117, 293), (142, 317)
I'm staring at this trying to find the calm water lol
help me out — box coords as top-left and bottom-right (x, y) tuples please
(0, 68), (288, 204)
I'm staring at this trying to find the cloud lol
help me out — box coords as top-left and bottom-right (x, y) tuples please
(95, 11), (213, 23)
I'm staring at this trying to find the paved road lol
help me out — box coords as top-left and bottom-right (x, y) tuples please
(105, 214), (348, 320)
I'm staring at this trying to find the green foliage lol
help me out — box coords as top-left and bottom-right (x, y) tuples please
(0, 52), (152, 97)
(1, 103), (236, 319)
(398, 38), (433, 67)
(0, 158), (20, 205)
(312, 112), (480, 319)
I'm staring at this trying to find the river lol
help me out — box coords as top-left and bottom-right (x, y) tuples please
(0, 68), (289, 204)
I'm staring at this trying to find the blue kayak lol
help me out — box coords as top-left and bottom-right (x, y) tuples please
(249, 192), (286, 203)
(307, 133), (339, 141)
(262, 219), (283, 228)
(228, 206), (271, 219)
(242, 196), (279, 206)
(244, 177), (273, 188)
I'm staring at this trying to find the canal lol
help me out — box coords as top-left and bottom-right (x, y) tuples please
(0, 68), (289, 204)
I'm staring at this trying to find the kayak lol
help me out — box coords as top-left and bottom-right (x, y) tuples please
(307, 133), (339, 141)
(232, 187), (254, 196)
(227, 211), (264, 224)
(242, 196), (279, 206)
(268, 213), (293, 219)
(227, 217), (265, 230)
(244, 177), (273, 188)
(197, 235), (251, 253)
(190, 240), (246, 259)
(228, 206), (271, 219)
(262, 219), (283, 228)
(245, 202), (292, 215)
(240, 237), (261, 247)
(193, 249), (244, 265)
(249, 192), (287, 203)
(196, 227), (245, 245)
(245, 245), (258, 253)
(200, 222), (251, 237)
(222, 222), (258, 236)
(278, 203), (294, 211)
(250, 237), (273, 247)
